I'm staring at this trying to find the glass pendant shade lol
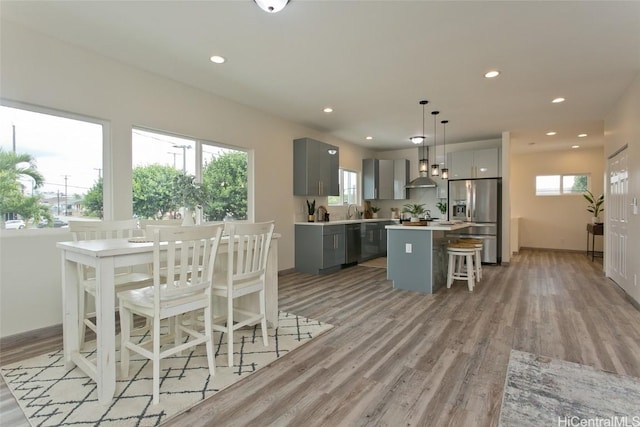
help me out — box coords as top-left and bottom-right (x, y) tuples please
(431, 163), (440, 176)
(441, 119), (449, 180)
(254, 0), (289, 13)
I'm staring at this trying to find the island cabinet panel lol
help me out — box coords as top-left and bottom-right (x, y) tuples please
(386, 228), (448, 293)
(293, 138), (339, 196)
(360, 220), (393, 262)
(295, 224), (345, 274)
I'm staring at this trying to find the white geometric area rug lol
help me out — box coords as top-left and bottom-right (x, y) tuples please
(1, 312), (333, 427)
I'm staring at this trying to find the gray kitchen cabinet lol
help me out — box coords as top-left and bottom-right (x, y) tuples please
(448, 147), (500, 179)
(293, 138), (339, 196)
(295, 224), (345, 274)
(393, 159), (409, 200)
(360, 220), (393, 261)
(363, 158), (407, 200)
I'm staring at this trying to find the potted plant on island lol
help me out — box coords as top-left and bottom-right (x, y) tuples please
(436, 200), (447, 217)
(306, 199), (316, 222)
(583, 190), (604, 224)
(402, 203), (426, 222)
(174, 174), (204, 226)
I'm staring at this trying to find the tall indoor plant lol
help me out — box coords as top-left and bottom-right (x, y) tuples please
(583, 190), (604, 224)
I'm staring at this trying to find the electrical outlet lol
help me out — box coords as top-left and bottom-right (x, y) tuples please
(405, 243), (412, 253)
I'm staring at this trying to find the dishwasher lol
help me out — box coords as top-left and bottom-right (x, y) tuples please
(344, 223), (362, 265)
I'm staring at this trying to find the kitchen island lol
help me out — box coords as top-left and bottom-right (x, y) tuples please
(386, 222), (471, 293)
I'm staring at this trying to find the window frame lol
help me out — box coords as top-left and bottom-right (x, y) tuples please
(535, 173), (590, 196)
(328, 168), (359, 207)
(0, 99), (110, 222)
(132, 126), (253, 222)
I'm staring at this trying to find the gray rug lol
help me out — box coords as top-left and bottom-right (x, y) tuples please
(1, 312), (333, 427)
(499, 350), (640, 426)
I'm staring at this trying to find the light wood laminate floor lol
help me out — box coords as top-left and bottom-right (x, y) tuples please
(2, 249), (639, 426)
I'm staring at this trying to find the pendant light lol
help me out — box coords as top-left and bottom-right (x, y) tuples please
(430, 111), (440, 176)
(406, 100), (437, 189)
(441, 120), (449, 179)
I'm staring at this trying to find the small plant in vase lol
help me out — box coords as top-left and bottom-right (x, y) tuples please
(402, 203), (426, 222)
(174, 174), (204, 225)
(306, 199), (316, 222)
(436, 200), (447, 217)
(583, 190), (604, 224)
(370, 206), (380, 219)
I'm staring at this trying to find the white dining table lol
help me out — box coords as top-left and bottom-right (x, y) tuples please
(57, 235), (279, 404)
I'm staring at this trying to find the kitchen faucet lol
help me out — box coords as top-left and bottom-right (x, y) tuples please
(347, 204), (359, 219)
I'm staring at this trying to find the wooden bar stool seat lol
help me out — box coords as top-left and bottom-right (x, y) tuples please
(458, 238), (483, 282)
(447, 242), (477, 292)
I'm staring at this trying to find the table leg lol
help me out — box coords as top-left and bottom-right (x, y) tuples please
(95, 258), (117, 404)
(62, 253), (79, 369)
(592, 231), (596, 261)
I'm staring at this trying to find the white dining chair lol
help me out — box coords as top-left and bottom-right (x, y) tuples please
(118, 223), (224, 404)
(212, 221), (275, 367)
(69, 219), (153, 348)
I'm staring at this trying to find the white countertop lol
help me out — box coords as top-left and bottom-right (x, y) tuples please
(295, 219), (400, 226)
(385, 222), (472, 231)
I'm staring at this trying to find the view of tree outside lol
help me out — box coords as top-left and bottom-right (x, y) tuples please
(0, 105), (102, 228)
(131, 128), (248, 221)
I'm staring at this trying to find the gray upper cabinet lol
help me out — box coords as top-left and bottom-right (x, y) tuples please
(448, 147), (501, 179)
(393, 159), (409, 200)
(293, 138), (339, 196)
(363, 159), (408, 200)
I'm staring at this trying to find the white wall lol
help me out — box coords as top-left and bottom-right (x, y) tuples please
(510, 147), (605, 251)
(0, 21), (373, 337)
(604, 72), (640, 304)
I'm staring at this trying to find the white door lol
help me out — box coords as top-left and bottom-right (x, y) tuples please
(607, 146), (628, 286)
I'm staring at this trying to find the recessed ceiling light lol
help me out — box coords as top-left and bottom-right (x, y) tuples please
(578, 133), (588, 138)
(210, 55), (225, 64)
(546, 131), (557, 136)
(365, 136), (373, 140)
(572, 145), (580, 149)
(484, 70), (500, 78)
(323, 107), (333, 113)
(552, 97), (565, 103)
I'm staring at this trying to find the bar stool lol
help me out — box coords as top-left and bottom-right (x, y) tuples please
(459, 238), (483, 282)
(447, 241), (477, 292)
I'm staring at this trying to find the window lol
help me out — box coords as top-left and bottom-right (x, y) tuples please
(535, 174), (589, 196)
(0, 102), (103, 229)
(328, 168), (359, 206)
(131, 128), (249, 222)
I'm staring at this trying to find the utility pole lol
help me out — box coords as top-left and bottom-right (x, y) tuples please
(12, 124), (16, 153)
(63, 175), (69, 216)
(167, 152), (178, 169)
(172, 144), (192, 173)
(93, 168), (102, 180)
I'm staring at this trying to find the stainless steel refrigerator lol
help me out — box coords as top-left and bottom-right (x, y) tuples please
(448, 178), (501, 264)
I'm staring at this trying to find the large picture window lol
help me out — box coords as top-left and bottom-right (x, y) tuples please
(0, 102), (103, 229)
(131, 128), (248, 222)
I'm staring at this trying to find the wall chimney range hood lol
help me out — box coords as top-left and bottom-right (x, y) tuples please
(406, 174), (438, 189)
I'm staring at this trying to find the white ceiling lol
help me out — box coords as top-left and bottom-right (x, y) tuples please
(2, 1), (639, 153)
